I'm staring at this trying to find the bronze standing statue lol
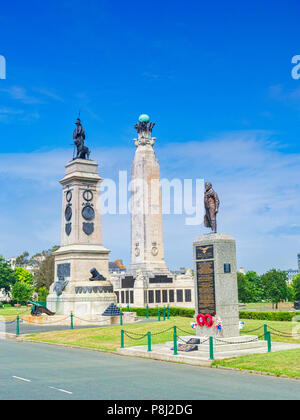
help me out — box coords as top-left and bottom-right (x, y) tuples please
(204, 182), (220, 233)
(73, 117), (90, 160)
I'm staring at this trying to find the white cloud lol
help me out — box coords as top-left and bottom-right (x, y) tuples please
(0, 131), (299, 273)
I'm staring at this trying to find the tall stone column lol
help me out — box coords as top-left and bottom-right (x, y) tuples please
(129, 114), (170, 277)
(47, 119), (115, 316)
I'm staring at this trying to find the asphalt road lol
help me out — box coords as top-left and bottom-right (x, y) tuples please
(0, 340), (300, 400)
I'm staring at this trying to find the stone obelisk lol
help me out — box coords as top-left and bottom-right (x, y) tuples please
(129, 114), (171, 277)
(47, 118), (116, 317)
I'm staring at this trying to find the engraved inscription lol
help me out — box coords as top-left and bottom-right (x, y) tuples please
(196, 260), (216, 315)
(196, 245), (214, 260)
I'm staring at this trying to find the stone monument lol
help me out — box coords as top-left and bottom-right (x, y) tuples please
(118, 114), (175, 306)
(193, 183), (240, 338)
(47, 117), (116, 318)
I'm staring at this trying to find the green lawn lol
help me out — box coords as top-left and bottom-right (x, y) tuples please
(241, 319), (300, 344)
(243, 302), (293, 311)
(26, 317), (195, 352)
(25, 316), (300, 378)
(213, 349), (300, 378)
(0, 306), (30, 320)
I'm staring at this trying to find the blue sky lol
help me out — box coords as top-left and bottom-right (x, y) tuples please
(1, 0), (300, 272)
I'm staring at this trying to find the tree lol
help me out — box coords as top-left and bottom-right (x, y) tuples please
(261, 269), (289, 308)
(0, 256), (18, 296)
(291, 274), (300, 301)
(33, 246), (59, 291)
(287, 285), (296, 302)
(37, 287), (49, 302)
(15, 267), (33, 286)
(11, 281), (34, 304)
(237, 271), (263, 303)
(15, 251), (31, 268)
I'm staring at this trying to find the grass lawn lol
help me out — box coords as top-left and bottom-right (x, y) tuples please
(213, 349), (300, 378)
(25, 316), (300, 378)
(25, 317), (195, 352)
(0, 306), (30, 320)
(243, 302), (293, 311)
(241, 319), (300, 344)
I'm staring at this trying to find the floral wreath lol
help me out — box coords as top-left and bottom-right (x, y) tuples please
(196, 313), (214, 328)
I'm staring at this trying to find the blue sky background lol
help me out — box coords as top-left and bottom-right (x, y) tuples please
(1, 0), (300, 272)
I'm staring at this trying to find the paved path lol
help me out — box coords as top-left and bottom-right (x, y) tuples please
(0, 340), (299, 400)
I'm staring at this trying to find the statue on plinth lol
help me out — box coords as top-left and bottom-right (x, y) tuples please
(204, 182), (220, 233)
(73, 117), (90, 160)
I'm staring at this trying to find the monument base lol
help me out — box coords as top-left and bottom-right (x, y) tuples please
(193, 233), (240, 338)
(23, 312), (138, 326)
(47, 280), (116, 317)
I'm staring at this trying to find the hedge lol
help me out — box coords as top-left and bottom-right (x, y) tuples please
(120, 306), (195, 318)
(121, 307), (300, 322)
(239, 311), (300, 322)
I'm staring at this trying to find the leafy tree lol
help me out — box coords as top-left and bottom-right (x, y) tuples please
(291, 274), (300, 301)
(33, 246), (59, 291)
(287, 285), (296, 302)
(11, 281), (34, 304)
(15, 267), (33, 286)
(15, 251), (31, 268)
(37, 287), (49, 302)
(261, 269), (289, 308)
(237, 271), (263, 303)
(0, 256), (18, 296)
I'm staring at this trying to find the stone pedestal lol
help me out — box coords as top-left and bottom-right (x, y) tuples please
(193, 233), (239, 338)
(47, 158), (116, 316)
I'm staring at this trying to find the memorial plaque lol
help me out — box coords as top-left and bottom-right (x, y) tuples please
(148, 290), (154, 303)
(162, 290), (168, 303)
(122, 276), (135, 289)
(196, 245), (214, 260)
(57, 263), (71, 279)
(149, 275), (173, 284)
(196, 260), (216, 315)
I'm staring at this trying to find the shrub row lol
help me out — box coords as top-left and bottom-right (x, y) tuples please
(239, 310), (300, 322)
(120, 306), (195, 318)
(121, 307), (300, 322)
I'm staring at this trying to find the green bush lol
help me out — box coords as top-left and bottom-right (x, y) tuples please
(120, 306), (195, 318)
(37, 287), (49, 302)
(121, 307), (300, 322)
(239, 310), (300, 322)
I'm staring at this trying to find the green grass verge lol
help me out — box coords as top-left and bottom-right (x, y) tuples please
(25, 317), (300, 378)
(212, 349), (300, 378)
(241, 319), (300, 344)
(244, 302), (294, 311)
(25, 317), (195, 352)
(0, 307), (30, 320)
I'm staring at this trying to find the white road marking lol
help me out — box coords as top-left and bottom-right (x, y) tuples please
(12, 376), (31, 382)
(49, 386), (73, 395)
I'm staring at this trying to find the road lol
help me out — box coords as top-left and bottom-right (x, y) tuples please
(0, 340), (299, 400)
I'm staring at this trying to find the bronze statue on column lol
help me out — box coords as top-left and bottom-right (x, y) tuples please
(204, 182), (220, 233)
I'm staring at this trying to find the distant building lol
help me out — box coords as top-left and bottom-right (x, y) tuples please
(239, 267), (245, 274)
(286, 269), (299, 284)
(109, 259), (126, 273)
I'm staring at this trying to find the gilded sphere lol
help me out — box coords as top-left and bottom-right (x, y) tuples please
(138, 114), (150, 122)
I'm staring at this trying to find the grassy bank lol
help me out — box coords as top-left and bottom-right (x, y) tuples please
(213, 349), (300, 378)
(241, 319), (300, 344)
(25, 317), (300, 350)
(26, 317), (195, 352)
(0, 306), (30, 320)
